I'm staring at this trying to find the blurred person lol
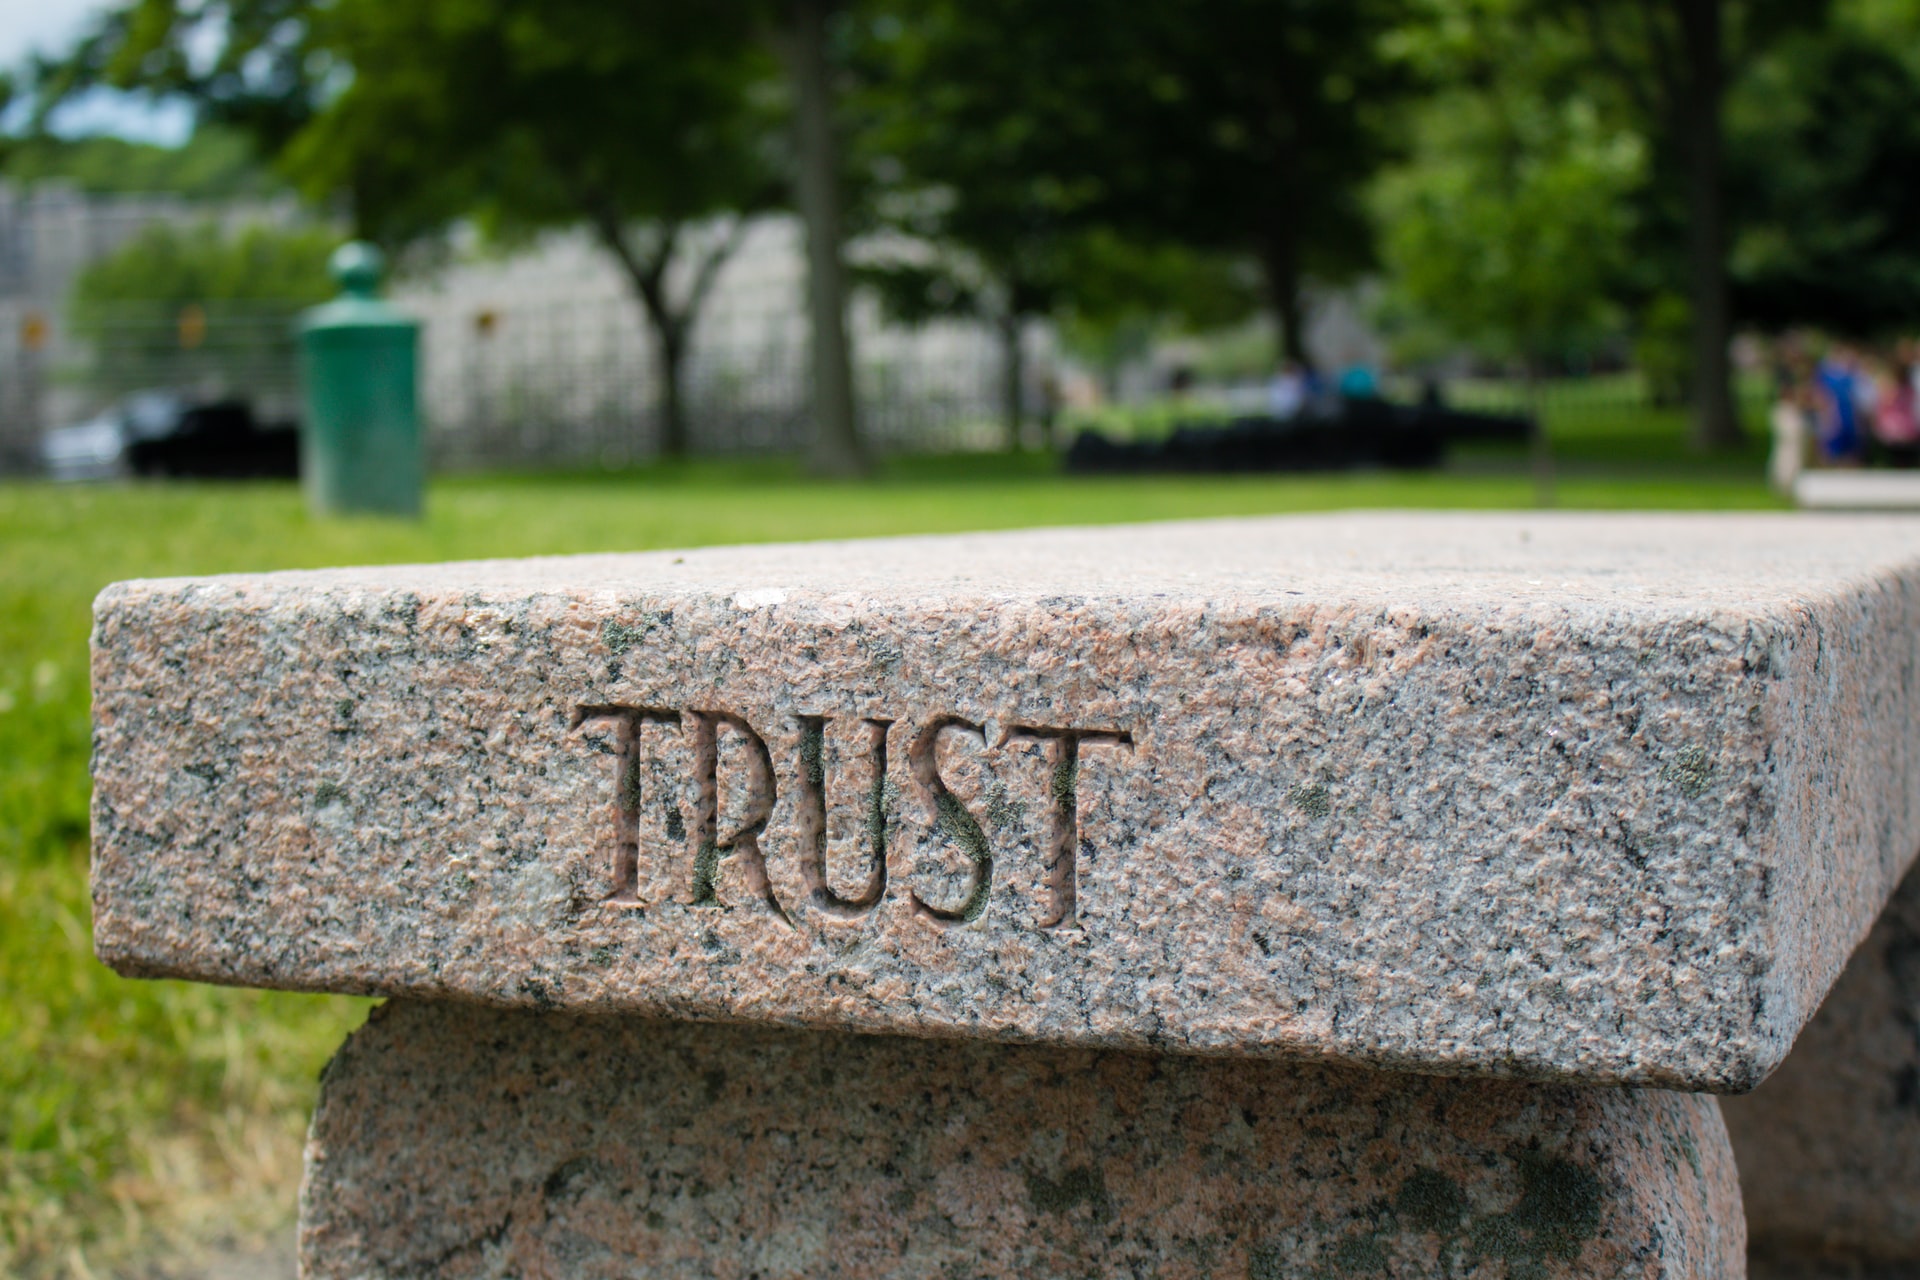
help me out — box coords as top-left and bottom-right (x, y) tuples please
(1338, 363), (1380, 400)
(1038, 367), (1062, 446)
(1302, 362), (1328, 403)
(1814, 344), (1867, 466)
(1872, 350), (1920, 467)
(1266, 360), (1308, 418)
(1769, 354), (1816, 494)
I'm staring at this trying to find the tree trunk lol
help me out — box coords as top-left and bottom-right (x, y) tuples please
(588, 217), (699, 462)
(655, 321), (689, 460)
(783, 0), (868, 476)
(1263, 238), (1309, 368)
(999, 311), (1024, 451)
(1677, 0), (1741, 451)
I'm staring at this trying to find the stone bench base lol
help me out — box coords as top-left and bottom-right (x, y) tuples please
(1724, 863), (1920, 1278)
(300, 1003), (1743, 1279)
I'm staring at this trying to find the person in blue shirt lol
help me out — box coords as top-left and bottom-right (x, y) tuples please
(1815, 345), (1866, 465)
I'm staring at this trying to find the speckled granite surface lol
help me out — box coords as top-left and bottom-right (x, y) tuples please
(91, 513), (1920, 1089)
(1723, 858), (1920, 1271)
(300, 1001), (1744, 1280)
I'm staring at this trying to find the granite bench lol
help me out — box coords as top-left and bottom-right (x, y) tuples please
(89, 512), (1920, 1278)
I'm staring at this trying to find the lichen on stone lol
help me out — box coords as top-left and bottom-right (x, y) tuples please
(1288, 781), (1332, 819)
(1663, 745), (1715, 799)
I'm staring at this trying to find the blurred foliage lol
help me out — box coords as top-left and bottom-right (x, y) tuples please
(1840, 0), (1920, 37)
(24, 0), (1920, 398)
(26, 0), (783, 240)
(1633, 293), (1696, 408)
(0, 125), (274, 198)
(1385, 0), (1834, 450)
(856, 228), (1261, 430)
(0, 72), (17, 171)
(285, 0), (784, 457)
(284, 0), (782, 246)
(70, 221), (336, 313)
(39, 0), (789, 459)
(850, 0), (1287, 439)
(853, 0), (1409, 367)
(64, 221), (335, 407)
(1727, 26), (1920, 334)
(1368, 0), (1920, 440)
(1372, 8), (1644, 368)
(1048, 231), (1264, 377)
(29, 0), (330, 156)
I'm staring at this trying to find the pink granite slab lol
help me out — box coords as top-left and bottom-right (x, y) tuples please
(89, 513), (1920, 1089)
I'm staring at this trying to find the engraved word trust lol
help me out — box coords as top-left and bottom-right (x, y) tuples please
(573, 704), (1133, 929)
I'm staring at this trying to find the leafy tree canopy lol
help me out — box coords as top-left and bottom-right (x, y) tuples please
(63, 220), (336, 406)
(281, 0), (783, 245)
(1727, 25), (1920, 334)
(69, 220), (337, 315)
(37, 0), (791, 458)
(1375, 94), (1644, 368)
(1, 125), (275, 199)
(854, 0), (1409, 365)
(31, 0), (333, 156)
(1375, 2), (1644, 367)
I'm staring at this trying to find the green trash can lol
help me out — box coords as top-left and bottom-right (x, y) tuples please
(299, 242), (423, 517)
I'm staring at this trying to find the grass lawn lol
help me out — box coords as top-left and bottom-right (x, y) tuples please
(0, 444), (1779, 1276)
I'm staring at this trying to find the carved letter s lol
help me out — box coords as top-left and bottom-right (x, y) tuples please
(906, 716), (993, 924)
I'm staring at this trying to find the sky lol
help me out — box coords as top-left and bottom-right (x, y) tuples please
(0, 0), (194, 143)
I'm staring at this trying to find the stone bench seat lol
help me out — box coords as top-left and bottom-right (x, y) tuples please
(88, 513), (1920, 1277)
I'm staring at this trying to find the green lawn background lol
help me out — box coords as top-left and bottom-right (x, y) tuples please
(0, 429), (1777, 1275)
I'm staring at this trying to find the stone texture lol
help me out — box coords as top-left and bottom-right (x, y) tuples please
(1722, 859), (1920, 1274)
(90, 513), (1920, 1089)
(301, 1000), (1745, 1280)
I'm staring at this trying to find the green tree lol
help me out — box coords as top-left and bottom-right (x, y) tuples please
(288, 0), (784, 459)
(30, 0), (322, 154)
(1374, 9), (1645, 370)
(1, 126), (274, 198)
(38, 0), (802, 462)
(72, 221), (335, 307)
(854, 4), (1101, 448)
(1548, 0), (1827, 450)
(776, 0), (867, 475)
(0, 73), (16, 172)
(1726, 24), (1920, 334)
(1048, 232), (1263, 403)
(855, 0), (1406, 371)
(67, 220), (337, 397)
(1122, 0), (1409, 366)
(854, 8), (1256, 446)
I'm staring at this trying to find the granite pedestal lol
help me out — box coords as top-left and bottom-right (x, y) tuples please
(89, 513), (1920, 1277)
(1722, 858), (1920, 1278)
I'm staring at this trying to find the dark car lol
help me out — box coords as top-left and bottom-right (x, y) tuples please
(1065, 395), (1534, 475)
(40, 391), (300, 481)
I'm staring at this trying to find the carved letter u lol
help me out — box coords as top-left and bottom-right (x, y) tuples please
(795, 715), (892, 917)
